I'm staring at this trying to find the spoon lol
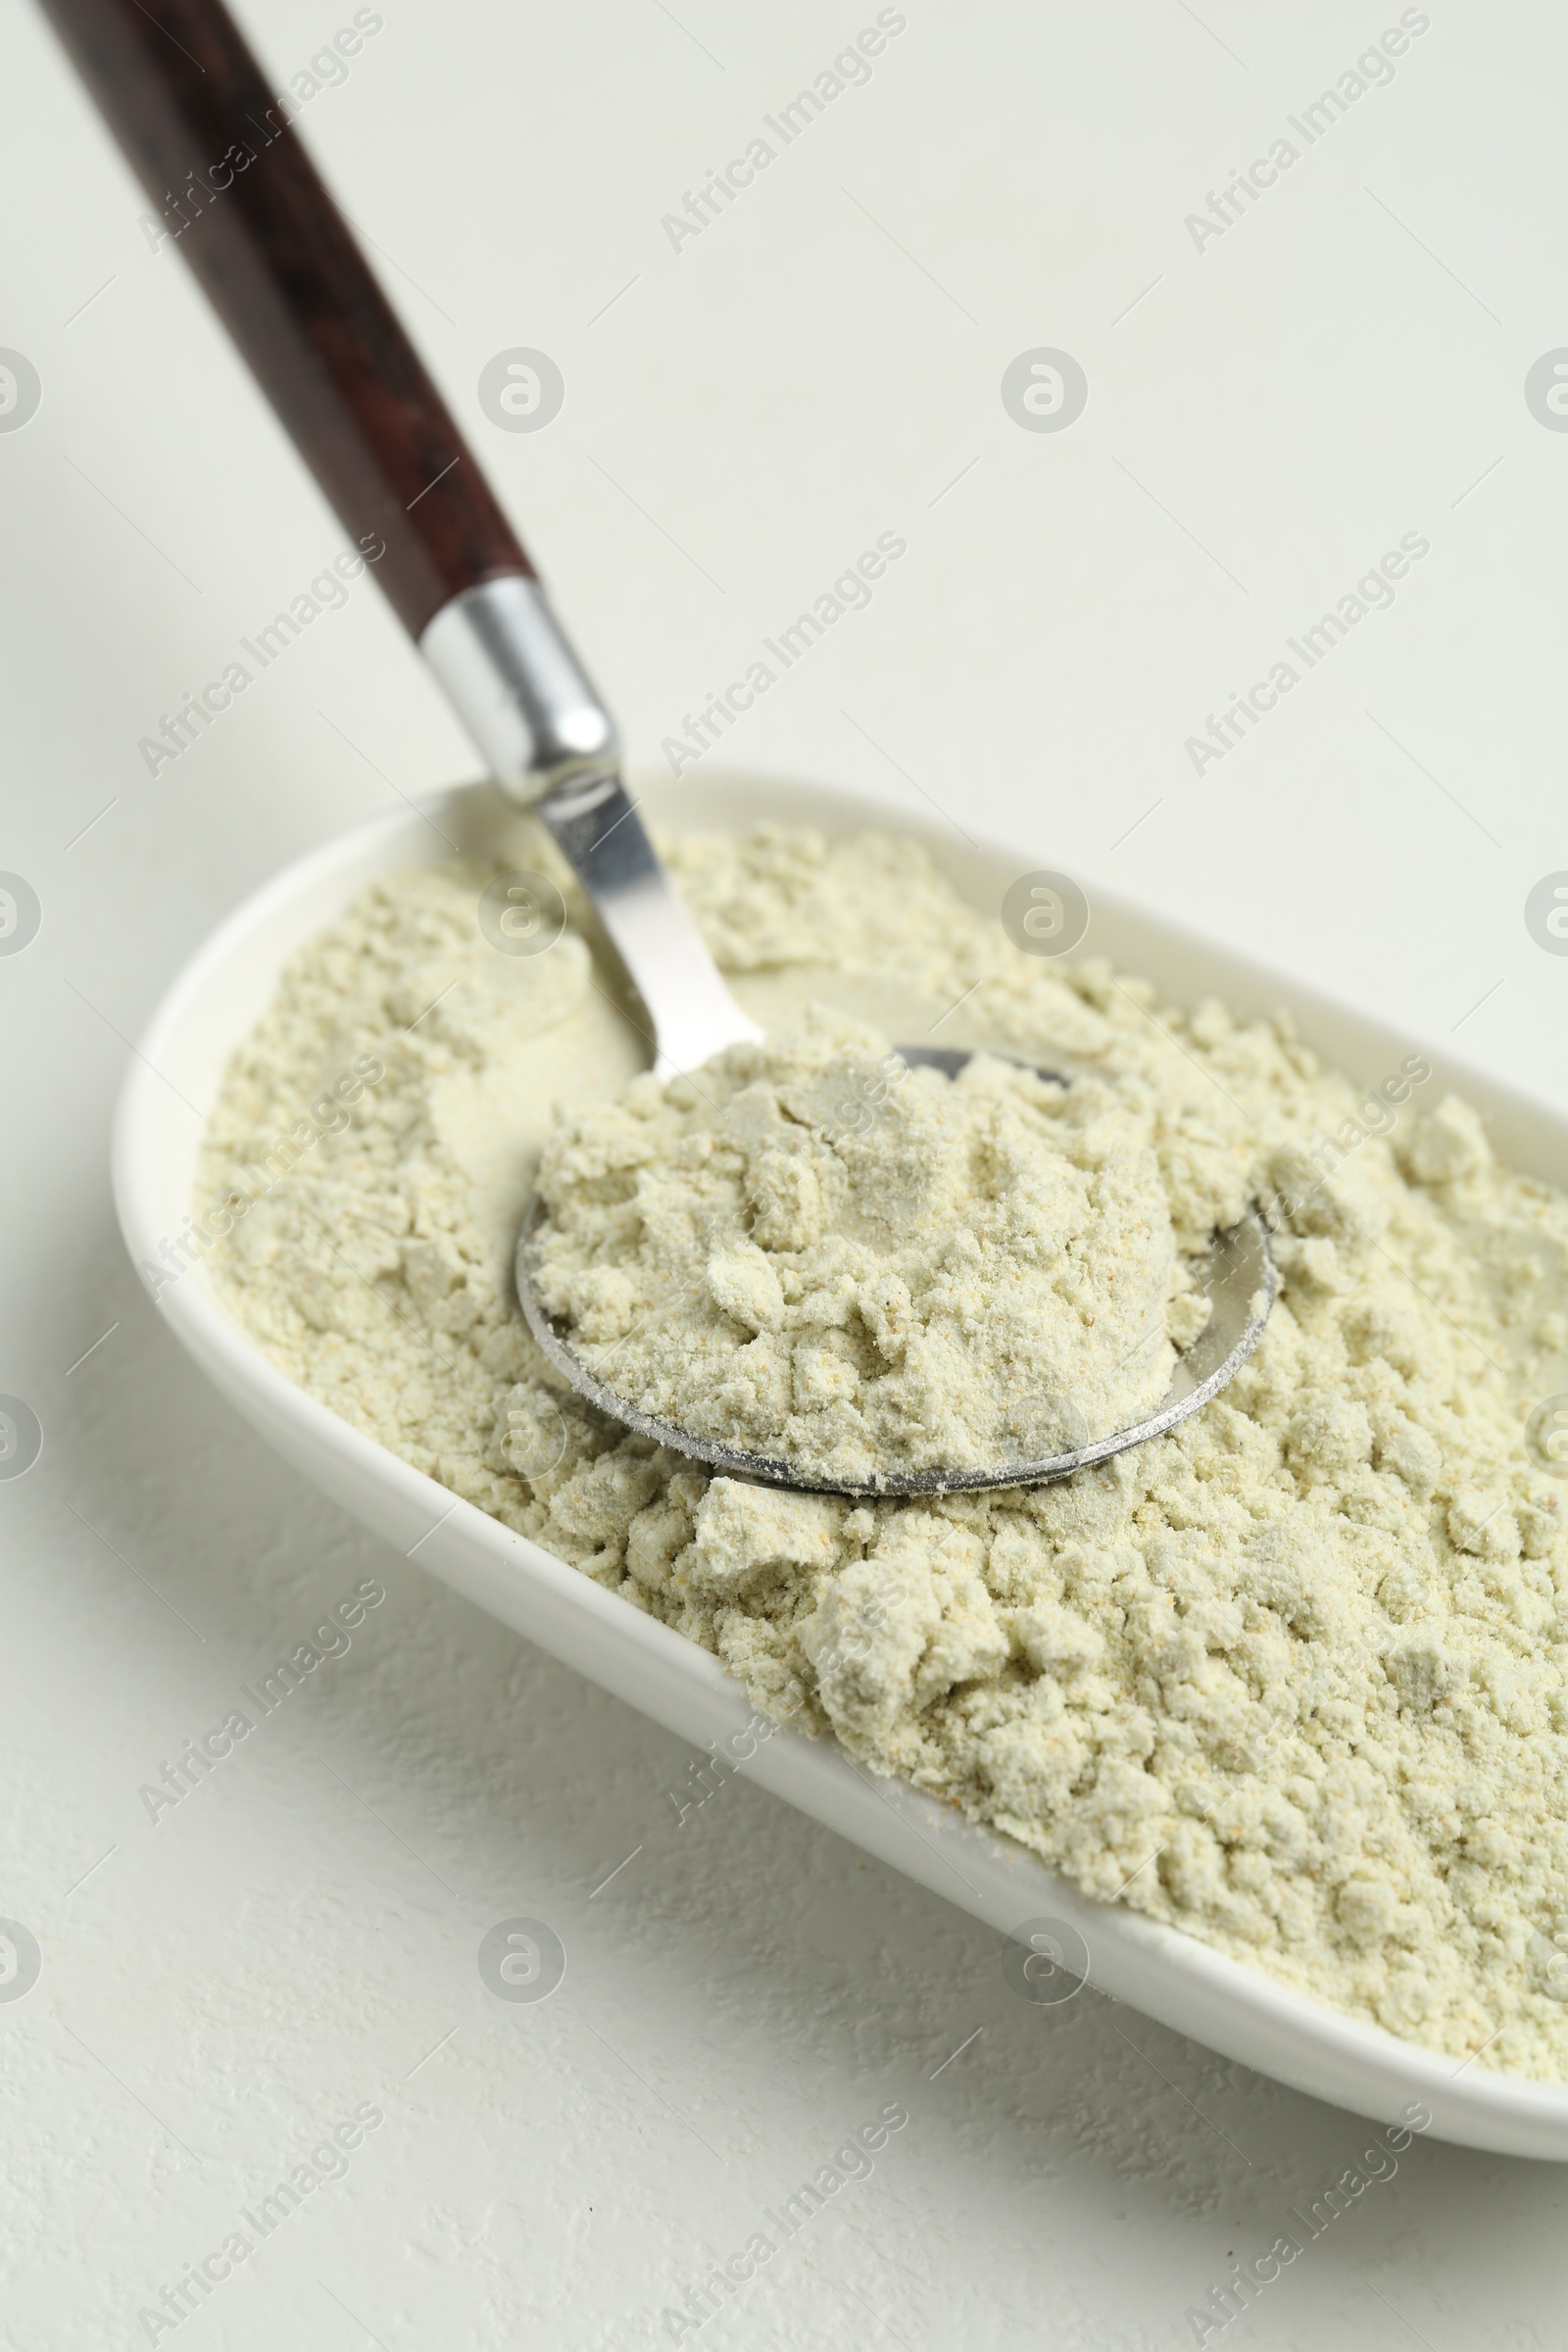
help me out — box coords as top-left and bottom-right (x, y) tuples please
(48, 0), (1273, 1497)
(472, 737), (1274, 1495)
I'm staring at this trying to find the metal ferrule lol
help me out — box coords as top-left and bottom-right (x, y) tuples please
(418, 574), (617, 805)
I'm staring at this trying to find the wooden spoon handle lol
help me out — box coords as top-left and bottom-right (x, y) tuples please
(40, 0), (531, 638)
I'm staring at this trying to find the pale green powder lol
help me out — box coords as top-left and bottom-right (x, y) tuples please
(530, 1004), (1209, 1483)
(197, 823), (1568, 2083)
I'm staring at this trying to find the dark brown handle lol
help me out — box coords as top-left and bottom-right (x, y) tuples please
(40, 0), (532, 638)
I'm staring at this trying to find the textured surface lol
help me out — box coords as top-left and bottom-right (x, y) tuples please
(8, 0), (1568, 2342)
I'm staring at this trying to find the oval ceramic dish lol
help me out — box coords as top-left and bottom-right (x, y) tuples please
(113, 771), (1568, 2161)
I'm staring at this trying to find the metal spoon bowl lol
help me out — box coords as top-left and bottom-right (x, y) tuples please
(513, 1027), (1276, 1497)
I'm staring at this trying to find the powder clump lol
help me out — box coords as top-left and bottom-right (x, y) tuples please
(530, 1006), (1200, 1482)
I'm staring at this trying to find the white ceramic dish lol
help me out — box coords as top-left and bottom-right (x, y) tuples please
(114, 773), (1568, 2160)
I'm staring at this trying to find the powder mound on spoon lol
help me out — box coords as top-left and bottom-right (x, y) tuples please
(530, 1006), (1210, 1484)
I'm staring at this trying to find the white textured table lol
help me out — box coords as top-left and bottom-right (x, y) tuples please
(5, 2), (1568, 2343)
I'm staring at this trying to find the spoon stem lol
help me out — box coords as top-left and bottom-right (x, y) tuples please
(535, 775), (762, 1079)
